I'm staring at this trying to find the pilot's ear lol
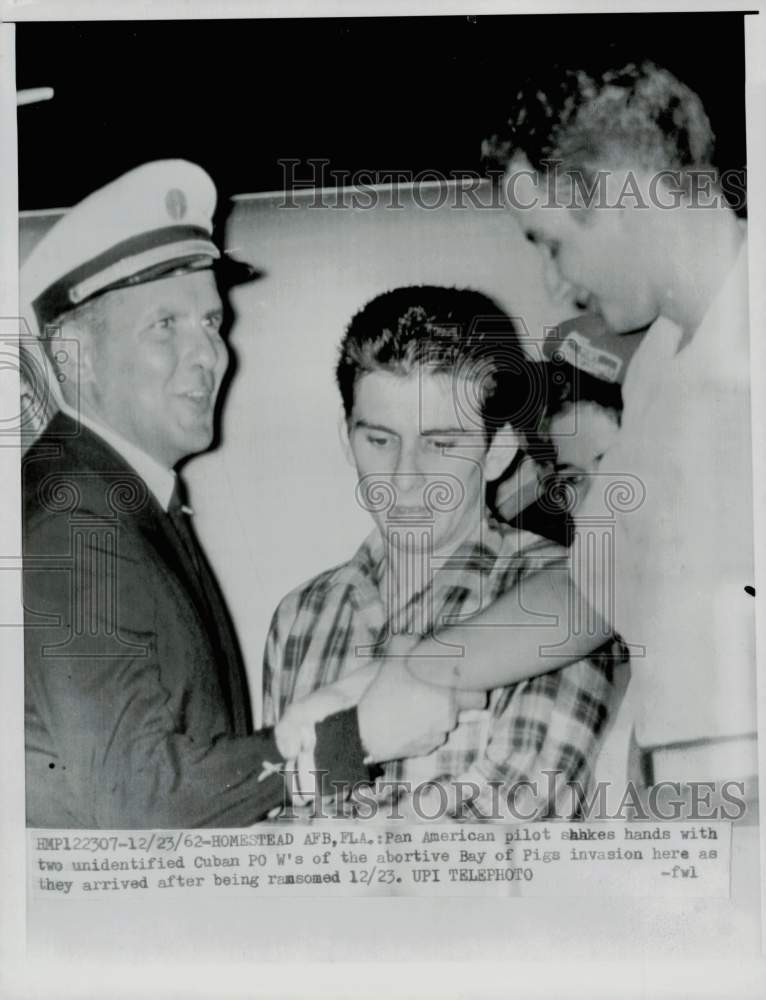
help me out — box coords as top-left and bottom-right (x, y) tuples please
(77, 326), (99, 385)
(337, 409), (355, 466)
(484, 424), (524, 482)
(54, 317), (97, 389)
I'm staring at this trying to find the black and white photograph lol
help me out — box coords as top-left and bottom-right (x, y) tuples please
(1, 2), (765, 997)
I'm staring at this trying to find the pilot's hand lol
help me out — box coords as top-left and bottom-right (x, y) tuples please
(274, 685), (355, 760)
(356, 658), (484, 763)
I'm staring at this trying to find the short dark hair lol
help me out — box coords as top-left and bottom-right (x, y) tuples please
(483, 60), (715, 182)
(336, 285), (545, 442)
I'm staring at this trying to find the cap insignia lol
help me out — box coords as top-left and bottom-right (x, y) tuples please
(165, 188), (188, 221)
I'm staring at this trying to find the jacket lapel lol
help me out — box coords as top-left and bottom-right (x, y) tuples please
(31, 413), (252, 735)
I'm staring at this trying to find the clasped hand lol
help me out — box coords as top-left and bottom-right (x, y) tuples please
(275, 631), (484, 763)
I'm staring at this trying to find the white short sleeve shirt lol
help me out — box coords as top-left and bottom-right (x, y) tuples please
(573, 243), (756, 750)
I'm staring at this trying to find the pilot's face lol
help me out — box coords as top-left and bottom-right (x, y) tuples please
(83, 269), (228, 467)
(505, 155), (660, 334)
(348, 369), (508, 556)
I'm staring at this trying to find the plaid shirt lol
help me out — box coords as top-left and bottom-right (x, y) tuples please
(263, 519), (627, 818)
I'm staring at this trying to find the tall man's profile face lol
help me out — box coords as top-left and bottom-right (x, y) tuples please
(347, 368), (511, 556)
(505, 154), (661, 335)
(79, 268), (228, 467)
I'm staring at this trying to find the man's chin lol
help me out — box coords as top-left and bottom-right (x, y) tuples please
(176, 426), (215, 460)
(603, 305), (658, 336)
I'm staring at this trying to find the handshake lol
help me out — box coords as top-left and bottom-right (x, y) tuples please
(274, 646), (485, 765)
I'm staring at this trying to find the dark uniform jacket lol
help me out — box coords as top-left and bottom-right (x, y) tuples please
(23, 412), (364, 828)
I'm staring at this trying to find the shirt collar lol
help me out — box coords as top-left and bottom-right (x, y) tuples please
(58, 400), (177, 511)
(339, 515), (534, 603)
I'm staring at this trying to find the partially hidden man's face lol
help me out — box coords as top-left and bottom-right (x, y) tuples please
(80, 269), (228, 468)
(505, 154), (661, 334)
(347, 369), (513, 556)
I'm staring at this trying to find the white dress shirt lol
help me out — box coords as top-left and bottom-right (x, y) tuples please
(58, 400), (177, 512)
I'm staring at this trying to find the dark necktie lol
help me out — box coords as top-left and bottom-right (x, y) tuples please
(167, 477), (242, 727)
(167, 478), (204, 577)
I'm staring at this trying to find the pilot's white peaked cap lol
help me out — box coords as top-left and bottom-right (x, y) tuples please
(22, 159), (222, 334)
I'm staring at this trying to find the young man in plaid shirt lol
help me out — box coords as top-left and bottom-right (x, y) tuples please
(263, 286), (627, 819)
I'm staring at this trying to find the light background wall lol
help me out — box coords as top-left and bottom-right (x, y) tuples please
(182, 184), (571, 715)
(21, 186), (639, 784)
(15, 186), (631, 779)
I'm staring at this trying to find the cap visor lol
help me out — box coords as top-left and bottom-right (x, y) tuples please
(214, 253), (263, 289)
